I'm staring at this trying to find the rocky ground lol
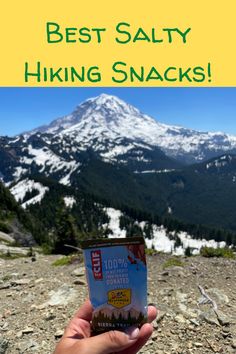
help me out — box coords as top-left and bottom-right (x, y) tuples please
(0, 251), (236, 354)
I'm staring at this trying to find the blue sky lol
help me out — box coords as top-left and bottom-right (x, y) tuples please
(0, 88), (235, 136)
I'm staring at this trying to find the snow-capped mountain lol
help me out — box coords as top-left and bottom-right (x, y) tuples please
(1, 93), (236, 201)
(26, 93), (236, 164)
(1, 94), (236, 246)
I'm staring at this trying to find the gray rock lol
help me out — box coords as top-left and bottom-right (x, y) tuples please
(189, 318), (200, 326)
(73, 278), (86, 285)
(159, 288), (174, 297)
(215, 309), (231, 325)
(20, 339), (39, 352)
(16, 331), (23, 338)
(0, 337), (8, 354)
(0, 231), (14, 244)
(175, 291), (188, 304)
(221, 330), (230, 338)
(171, 342), (179, 351)
(157, 277), (167, 282)
(54, 329), (64, 339)
(22, 327), (34, 334)
(169, 266), (185, 277)
(0, 244), (29, 256)
(156, 303), (176, 317)
(151, 331), (158, 341)
(35, 278), (44, 284)
(194, 342), (203, 347)
(44, 283), (77, 306)
(200, 309), (220, 326)
(0, 323), (8, 331)
(208, 288), (229, 304)
(174, 314), (186, 323)
(11, 279), (31, 286)
(71, 267), (85, 277)
(0, 283), (11, 290)
(178, 302), (201, 319)
(156, 310), (166, 323)
(44, 312), (56, 321)
(231, 338), (236, 349)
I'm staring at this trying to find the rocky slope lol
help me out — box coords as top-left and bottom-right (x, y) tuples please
(0, 252), (236, 354)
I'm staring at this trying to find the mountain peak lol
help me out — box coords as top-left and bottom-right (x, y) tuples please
(22, 94), (236, 166)
(81, 93), (141, 116)
(87, 93), (119, 103)
(24, 93), (147, 137)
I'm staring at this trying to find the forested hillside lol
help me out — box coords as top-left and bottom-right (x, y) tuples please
(0, 181), (36, 245)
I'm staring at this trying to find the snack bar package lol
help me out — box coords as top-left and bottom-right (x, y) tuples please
(81, 237), (147, 333)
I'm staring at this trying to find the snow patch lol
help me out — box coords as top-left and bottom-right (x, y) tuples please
(63, 196), (76, 208)
(101, 144), (136, 160)
(21, 145), (80, 177)
(103, 207), (227, 255)
(206, 155), (233, 170)
(176, 231), (226, 255)
(13, 167), (28, 181)
(59, 162), (80, 185)
(9, 137), (20, 144)
(145, 227), (226, 256)
(103, 208), (126, 238)
(134, 169), (175, 174)
(10, 178), (49, 208)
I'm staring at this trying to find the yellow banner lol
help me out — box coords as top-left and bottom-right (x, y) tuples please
(0, 0), (235, 86)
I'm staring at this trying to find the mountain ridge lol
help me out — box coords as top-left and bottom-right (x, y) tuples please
(23, 93), (236, 164)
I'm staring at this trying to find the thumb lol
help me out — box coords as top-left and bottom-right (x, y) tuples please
(79, 327), (140, 354)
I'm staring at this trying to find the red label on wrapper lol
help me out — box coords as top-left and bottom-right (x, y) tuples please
(91, 250), (103, 280)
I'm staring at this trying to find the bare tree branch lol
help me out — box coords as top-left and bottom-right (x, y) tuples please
(198, 285), (218, 310)
(63, 244), (83, 253)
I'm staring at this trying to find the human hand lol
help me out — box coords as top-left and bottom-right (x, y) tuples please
(53, 300), (157, 354)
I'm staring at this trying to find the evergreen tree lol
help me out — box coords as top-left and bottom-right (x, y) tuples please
(52, 204), (79, 254)
(185, 246), (192, 257)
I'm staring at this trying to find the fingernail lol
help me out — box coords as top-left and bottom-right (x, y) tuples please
(125, 326), (140, 340)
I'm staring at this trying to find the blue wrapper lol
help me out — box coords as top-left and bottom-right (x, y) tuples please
(81, 237), (147, 332)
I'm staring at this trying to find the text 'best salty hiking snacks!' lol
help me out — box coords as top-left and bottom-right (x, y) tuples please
(81, 237), (147, 333)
